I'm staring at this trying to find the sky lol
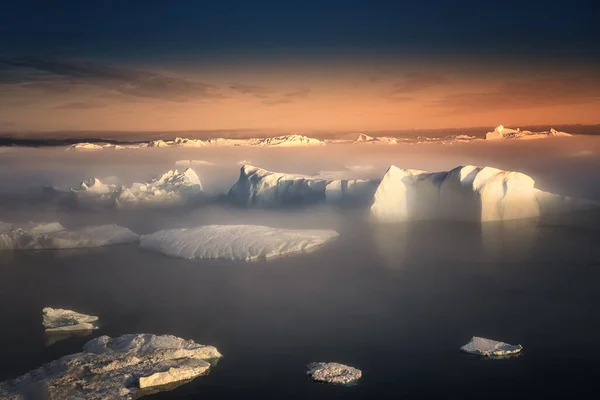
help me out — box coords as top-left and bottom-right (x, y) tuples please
(1, 0), (599, 135)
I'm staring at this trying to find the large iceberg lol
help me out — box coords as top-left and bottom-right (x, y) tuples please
(370, 165), (597, 222)
(306, 362), (362, 385)
(485, 125), (572, 140)
(228, 165), (379, 207)
(68, 168), (204, 209)
(0, 334), (222, 399)
(353, 133), (398, 144)
(140, 224), (339, 261)
(460, 336), (523, 357)
(0, 222), (138, 250)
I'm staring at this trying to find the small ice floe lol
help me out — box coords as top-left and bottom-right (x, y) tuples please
(306, 362), (362, 385)
(460, 336), (523, 357)
(0, 334), (222, 399)
(43, 307), (99, 332)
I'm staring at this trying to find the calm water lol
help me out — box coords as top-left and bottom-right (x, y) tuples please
(1, 208), (600, 399)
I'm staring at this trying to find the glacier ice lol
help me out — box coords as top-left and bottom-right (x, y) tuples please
(460, 336), (523, 357)
(140, 224), (339, 261)
(0, 334), (222, 399)
(228, 165), (379, 207)
(0, 222), (139, 250)
(306, 362), (362, 385)
(43, 307), (99, 332)
(68, 168), (204, 209)
(370, 165), (596, 222)
(485, 125), (572, 140)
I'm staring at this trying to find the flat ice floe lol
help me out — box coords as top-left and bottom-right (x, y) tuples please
(140, 225), (339, 261)
(0, 334), (222, 399)
(460, 336), (523, 357)
(68, 168), (204, 209)
(0, 222), (138, 250)
(485, 125), (572, 140)
(228, 165), (379, 207)
(306, 362), (362, 385)
(43, 307), (99, 332)
(370, 165), (597, 222)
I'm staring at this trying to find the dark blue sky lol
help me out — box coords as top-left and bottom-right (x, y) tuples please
(2, 0), (599, 63)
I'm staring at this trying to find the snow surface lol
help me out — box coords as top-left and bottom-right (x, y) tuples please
(140, 224), (339, 261)
(70, 168), (204, 209)
(43, 307), (98, 332)
(0, 222), (139, 250)
(306, 362), (362, 385)
(460, 336), (523, 357)
(485, 125), (572, 140)
(371, 165), (563, 222)
(228, 165), (379, 207)
(0, 334), (222, 399)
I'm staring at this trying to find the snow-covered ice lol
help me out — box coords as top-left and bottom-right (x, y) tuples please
(485, 125), (572, 140)
(43, 307), (99, 332)
(0, 222), (139, 250)
(68, 168), (204, 209)
(0, 334), (222, 399)
(306, 362), (362, 385)
(140, 224), (339, 261)
(460, 336), (523, 357)
(228, 165), (379, 207)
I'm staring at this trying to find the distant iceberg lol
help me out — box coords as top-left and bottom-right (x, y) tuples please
(140, 224), (339, 261)
(67, 168), (204, 209)
(353, 133), (398, 144)
(228, 165), (379, 207)
(460, 336), (523, 357)
(370, 165), (598, 223)
(485, 125), (572, 140)
(0, 334), (222, 399)
(0, 222), (138, 250)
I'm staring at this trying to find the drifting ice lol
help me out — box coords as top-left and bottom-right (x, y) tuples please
(460, 336), (523, 357)
(306, 362), (362, 385)
(140, 224), (339, 261)
(0, 222), (139, 250)
(43, 307), (98, 332)
(0, 334), (222, 399)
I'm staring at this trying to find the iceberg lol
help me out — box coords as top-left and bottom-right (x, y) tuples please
(460, 336), (523, 357)
(0, 222), (138, 250)
(370, 165), (597, 222)
(0, 334), (222, 399)
(140, 224), (339, 261)
(68, 168), (204, 209)
(485, 125), (572, 140)
(228, 165), (379, 207)
(306, 362), (362, 385)
(353, 133), (398, 144)
(43, 307), (98, 332)
(66, 142), (105, 150)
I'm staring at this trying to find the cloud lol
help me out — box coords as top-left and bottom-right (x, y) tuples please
(52, 101), (107, 110)
(0, 57), (223, 102)
(433, 76), (600, 113)
(262, 88), (310, 106)
(229, 83), (272, 99)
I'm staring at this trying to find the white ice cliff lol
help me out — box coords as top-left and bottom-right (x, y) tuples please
(0, 222), (139, 250)
(140, 224), (339, 261)
(485, 125), (572, 140)
(460, 336), (523, 357)
(0, 334), (222, 399)
(228, 165), (379, 207)
(370, 165), (598, 222)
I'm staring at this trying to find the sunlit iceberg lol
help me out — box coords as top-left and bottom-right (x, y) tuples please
(228, 165), (379, 207)
(370, 165), (597, 222)
(0, 334), (222, 399)
(353, 133), (398, 144)
(485, 125), (572, 140)
(0, 222), (138, 250)
(68, 168), (204, 209)
(140, 224), (339, 261)
(460, 336), (523, 357)
(43, 307), (99, 332)
(306, 362), (362, 385)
